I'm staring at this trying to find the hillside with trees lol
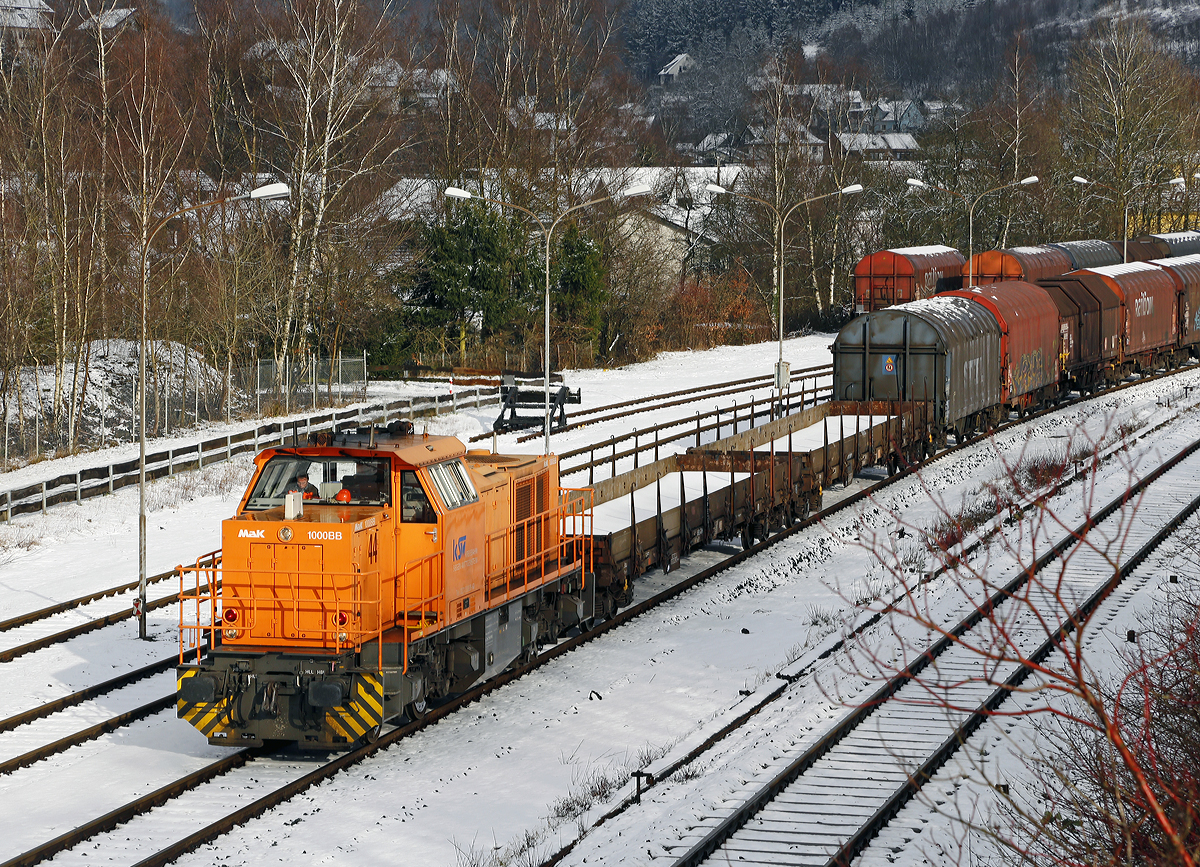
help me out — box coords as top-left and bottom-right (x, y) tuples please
(1, 0), (1199, 460)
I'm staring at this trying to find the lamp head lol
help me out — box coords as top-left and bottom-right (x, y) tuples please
(1072, 176), (1091, 185)
(1169, 177), (1186, 187)
(840, 183), (864, 195)
(705, 183), (728, 194)
(906, 178), (926, 188)
(620, 182), (652, 198)
(1019, 175), (1038, 185)
(445, 187), (473, 200)
(250, 182), (290, 200)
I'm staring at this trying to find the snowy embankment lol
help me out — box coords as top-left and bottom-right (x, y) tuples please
(0, 338), (1197, 866)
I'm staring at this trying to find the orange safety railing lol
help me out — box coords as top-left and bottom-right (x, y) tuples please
(178, 549), (222, 665)
(397, 486), (594, 673)
(179, 555), (383, 668)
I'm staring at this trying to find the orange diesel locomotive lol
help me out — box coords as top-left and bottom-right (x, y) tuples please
(177, 422), (619, 748)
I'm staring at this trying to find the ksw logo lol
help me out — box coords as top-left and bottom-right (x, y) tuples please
(237, 528), (265, 539)
(453, 535), (467, 561)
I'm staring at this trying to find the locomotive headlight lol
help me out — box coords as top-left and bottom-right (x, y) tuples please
(278, 526), (293, 542)
(223, 608), (239, 624)
(224, 628), (240, 639)
(336, 611), (349, 626)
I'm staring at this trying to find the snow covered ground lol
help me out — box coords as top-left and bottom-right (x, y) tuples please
(1, 337), (1199, 866)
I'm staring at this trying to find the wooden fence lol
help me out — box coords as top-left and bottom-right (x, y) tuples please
(2, 385), (500, 523)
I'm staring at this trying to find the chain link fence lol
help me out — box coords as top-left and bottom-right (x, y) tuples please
(243, 353), (368, 416)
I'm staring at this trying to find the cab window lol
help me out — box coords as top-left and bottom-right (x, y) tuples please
(427, 460), (478, 510)
(400, 471), (436, 523)
(244, 455), (391, 509)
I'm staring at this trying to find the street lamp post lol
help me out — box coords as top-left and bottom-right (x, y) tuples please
(137, 181), (290, 640)
(705, 181), (864, 401)
(1071, 175), (1185, 262)
(906, 176), (1038, 286)
(445, 181), (652, 455)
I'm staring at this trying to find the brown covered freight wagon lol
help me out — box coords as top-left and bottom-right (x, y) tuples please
(941, 281), (1062, 409)
(1078, 262), (1179, 372)
(853, 245), (965, 314)
(1036, 272), (1124, 390)
(1150, 254), (1200, 353)
(966, 246), (1073, 285)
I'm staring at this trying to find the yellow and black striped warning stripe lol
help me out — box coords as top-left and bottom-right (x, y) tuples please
(177, 669), (232, 738)
(325, 674), (383, 741)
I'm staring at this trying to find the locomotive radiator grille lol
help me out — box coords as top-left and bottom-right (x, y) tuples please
(324, 674), (384, 741)
(176, 669), (232, 738)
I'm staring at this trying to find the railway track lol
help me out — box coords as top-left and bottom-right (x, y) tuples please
(1, 366), (1195, 866)
(543, 403), (1200, 866)
(466, 365), (832, 446)
(688, 434), (1200, 867)
(0, 563), (216, 664)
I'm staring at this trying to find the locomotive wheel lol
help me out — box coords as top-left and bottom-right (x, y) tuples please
(406, 696), (428, 722)
(364, 724), (382, 744)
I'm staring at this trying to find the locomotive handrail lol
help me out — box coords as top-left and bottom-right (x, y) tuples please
(178, 550), (223, 665)
(179, 558), (384, 665)
(396, 488), (594, 674)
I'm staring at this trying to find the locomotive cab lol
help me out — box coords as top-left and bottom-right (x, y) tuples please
(177, 424), (597, 749)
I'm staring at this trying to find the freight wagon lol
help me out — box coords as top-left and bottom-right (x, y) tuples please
(853, 246), (965, 314)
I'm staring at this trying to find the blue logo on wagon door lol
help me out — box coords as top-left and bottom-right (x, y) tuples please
(883, 355), (896, 373)
(453, 536), (467, 560)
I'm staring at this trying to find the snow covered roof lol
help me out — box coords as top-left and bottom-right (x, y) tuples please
(658, 53), (695, 79)
(880, 133), (917, 150)
(77, 7), (135, 30)
(891, 244), (959, 255)
(697, 133), (731, 152)
(1151, 253), (1200, 267)
(799, 84), (865, 111)
(1149, 230), (1200, 243)
(0, 0), (50, 29)
(837, 133), (917, 155)
(1085, 261), (1162, 277)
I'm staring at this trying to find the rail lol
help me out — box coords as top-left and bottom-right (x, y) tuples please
(2, 385), (502, 524)
(28, 371), (1197, 867)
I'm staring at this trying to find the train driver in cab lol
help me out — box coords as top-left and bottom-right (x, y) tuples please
(285, 471), (319, 499)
